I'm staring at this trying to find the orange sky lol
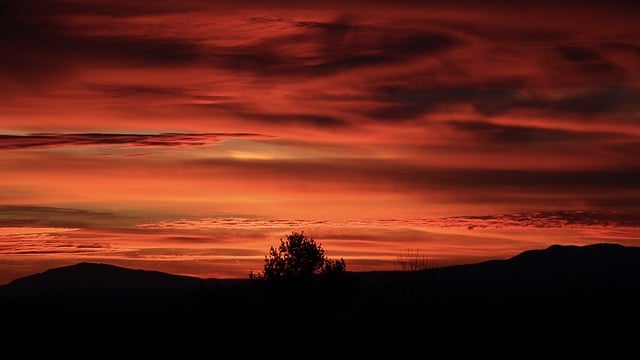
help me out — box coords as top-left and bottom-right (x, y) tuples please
(1, 0), (639, 284)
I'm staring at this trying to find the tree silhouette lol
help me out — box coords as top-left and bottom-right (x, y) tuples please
(250, 231), (346, 284)
(246, 232), (357, 315)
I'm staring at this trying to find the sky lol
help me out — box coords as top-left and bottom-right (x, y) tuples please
(1, 0), (639, 284)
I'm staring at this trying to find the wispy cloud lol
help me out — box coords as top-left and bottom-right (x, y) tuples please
(2, 0), (639, 139)
(0, 132), (266, 150)
(0, 227), (111, 255)
(138, 210), (640, 231)
(428, 211), (640, 229)
(0, 205), (147, 229)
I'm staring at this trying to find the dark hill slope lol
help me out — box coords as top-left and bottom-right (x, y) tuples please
(2, 243), (640, 318)
(0, 262), (236, 307)
(429, 242), (640, 283)
(352, 243), (640, 317)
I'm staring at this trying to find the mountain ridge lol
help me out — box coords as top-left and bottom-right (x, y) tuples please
(425, 241), (640, 283)
(2, 242), (640, 313)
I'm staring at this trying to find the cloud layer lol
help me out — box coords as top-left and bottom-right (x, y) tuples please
(0, 132), (265, 150)
(138, 210), (640, 231)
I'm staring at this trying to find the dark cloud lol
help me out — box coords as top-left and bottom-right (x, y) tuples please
(0, 4), (205, 85)
(366, 82), (522, 120)
(2, 25), (202, 69)
(557, 45), (603, 62)
(185, 102), (349, 128)
(587, 196), (640, 209)
(87, 84), (187, 98)
(446, 120), (612, 144)
(606, 42), (640, 55)
(316, 27), (460, 72)
(294, 20), (356, 31)
(239, 112), (348, 128)
(530, 86), (640, 116)
(2, 0), (200, 17)
(191, 158), (640, 199)
(555, 45), (620, 76)
(0, 132), (264, 150)
(0, 205), (128, 228)
(436, 210), (640, 229)
(0, 2), (463, 88)
(78, 36), (202, 67)
(86, 84), (232, 103)
(485, 86), (640, 118)
(210, 21), (460, 77)
(365, 81), (640, 120)
(429, 167), (640, 192)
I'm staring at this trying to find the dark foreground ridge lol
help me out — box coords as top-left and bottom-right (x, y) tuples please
(2, 243), (640, 328)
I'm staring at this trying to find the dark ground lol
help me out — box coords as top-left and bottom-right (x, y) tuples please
(2, 243), (639, 349)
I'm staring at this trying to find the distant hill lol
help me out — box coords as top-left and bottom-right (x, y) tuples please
(0, 262), (193, 300)
(353, 242), (640, 285)
(0, 261), (246, 307)
(2, 243), (640, 316)
(428, 242), (640, 283)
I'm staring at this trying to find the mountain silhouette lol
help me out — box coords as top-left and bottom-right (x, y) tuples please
(426, 242), (640, 283)
(2, 243), (640, 318)
(1, 242), (640, 343)
(352, 242), (640, 285)
(341, 242), (640, 320)
(0, 262), (207, 304)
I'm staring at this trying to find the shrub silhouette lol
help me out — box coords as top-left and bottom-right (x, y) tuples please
(248, 231), (355, 312)
(250, 231), (346, 284)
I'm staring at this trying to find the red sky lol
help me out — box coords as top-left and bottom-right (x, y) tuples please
(1, 0), (639, 284)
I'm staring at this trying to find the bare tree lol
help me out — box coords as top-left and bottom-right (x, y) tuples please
(396, 248), (434, 272)
(395, 248), (434, 303)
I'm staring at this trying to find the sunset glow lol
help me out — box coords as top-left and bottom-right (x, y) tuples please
(1, 0), (639, 284)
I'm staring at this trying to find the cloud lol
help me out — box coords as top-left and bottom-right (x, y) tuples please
(557, 45), (604, 62)
(430, 210), (640, 229)
(86, 84), (233, 103)
(606, 41), (640, 55)
(205, 24), (460, 78)
(365, 81), (523, 120)
(181, 100), (351, 129)
(363, 79), (640, 121)
(0, 132), (265, 150)
(0, 225), (114, 256)
(3, 0), (638, 136)
(0, 6), (206, 87)
(0, 1), (462, 87)
(3, 0), (199, 17)
(0, 232), (112, 255)
(0, 205), (137, 228)
(445, 120), (619, 145)
(524, 86), (640, 117)
(138, 210), (640, 231)
(229, 110), (349, 128)
(190, 158), (640, 191)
